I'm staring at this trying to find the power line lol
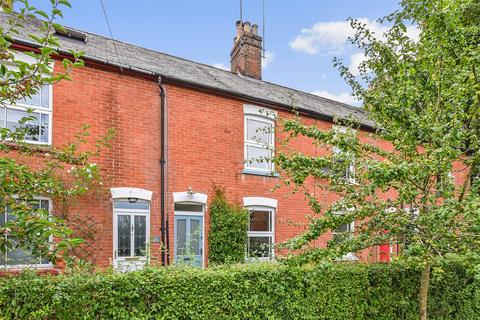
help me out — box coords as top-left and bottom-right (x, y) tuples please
(99, 0), (123, 72)
(262, 0), (266, 58)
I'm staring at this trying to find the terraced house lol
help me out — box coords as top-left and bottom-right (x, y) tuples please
(2, 13), (401, 271)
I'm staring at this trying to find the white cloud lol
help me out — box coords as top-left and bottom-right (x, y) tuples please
(262, 51), (275, 69)
(312, 90), (360, 106)
(212, 63), (229, 71)
(290, 18), (419, 55)
(348, 52), (367, 76)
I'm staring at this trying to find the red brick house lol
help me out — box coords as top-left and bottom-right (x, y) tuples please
(1, 14), (412, 271)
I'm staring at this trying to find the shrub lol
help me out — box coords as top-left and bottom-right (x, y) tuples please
(208, 186), (249, 265)
(0, 262), (478, 319)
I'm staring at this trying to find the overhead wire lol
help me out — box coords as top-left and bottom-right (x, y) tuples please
(99, 0), (123, 73)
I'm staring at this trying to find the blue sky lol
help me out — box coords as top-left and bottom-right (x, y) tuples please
(29, 0), (401, 105)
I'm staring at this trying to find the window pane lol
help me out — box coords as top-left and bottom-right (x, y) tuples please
(117, 215), (131, 257)
(190, 219), (201, 255)
(134, 215), (147, 256)
(335, 223), (351, 233)
(6, 206), (15, 222)
(18, 85), (49, 108)
(6, 237), (39, 266)
(248, 236), (272, 258)
(176, 218), (187, 256)
(41, 86), (50, 108)
(246, 118), (271, 144)
(0, 211), (5, 226)
(40, 114), (49, 143)
(333, 223), (352, 244)
(333, 147), (354, 180)
(0, 107), (5, 127)
(246, 145), (270, 170)
(6, 109), (40, 141)
(174, 203), (203, 212)
(249, 210), (271, 232)
(2, 200), (50, 266)
(21, 91), (41, 107)
(114, 200), (150, 210)
(40, 200), (49, 210)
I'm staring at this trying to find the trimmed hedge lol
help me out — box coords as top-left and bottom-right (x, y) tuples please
(0, 262), (479, 319)
(208, 186), (249, 265)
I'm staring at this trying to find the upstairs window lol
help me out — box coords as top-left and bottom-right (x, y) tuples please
(1, 53), (52, 144)
(0, 198), (51, 268)
(332, 126), (356, 183)
(244, 105), (276, 174)
(0, 85), (52, 144)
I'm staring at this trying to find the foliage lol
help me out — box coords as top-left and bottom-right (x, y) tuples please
(274, 1), (480, 318)
(208, 186), (249, 265)
(0, 261), (477, 319)
(0, 1), (113, 265)
(0, 0), (84, 107)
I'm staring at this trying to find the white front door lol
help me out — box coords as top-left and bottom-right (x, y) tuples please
(113, 199), (150, 272)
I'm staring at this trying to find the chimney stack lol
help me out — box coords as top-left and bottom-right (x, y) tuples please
(230, 20), (263, 80)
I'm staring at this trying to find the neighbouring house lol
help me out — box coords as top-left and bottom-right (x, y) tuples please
(1, 13), (448, 271)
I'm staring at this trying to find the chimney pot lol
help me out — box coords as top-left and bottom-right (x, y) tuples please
(235, 20), (243, 40)
(252, 24), (258, 35)
(243, 21), (251, 33)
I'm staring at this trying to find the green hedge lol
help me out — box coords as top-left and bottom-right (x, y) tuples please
(0, 262), (479, 319)
(208, 186), (249, 264)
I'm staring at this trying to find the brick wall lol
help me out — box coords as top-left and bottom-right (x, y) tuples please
(6, 56), (450, 269)
(165, 83), (395, 265)
(51, 61), (163, 267)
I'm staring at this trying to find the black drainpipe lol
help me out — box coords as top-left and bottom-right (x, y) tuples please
(157, 76), (169, 265)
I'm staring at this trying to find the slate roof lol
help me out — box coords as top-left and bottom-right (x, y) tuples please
(1, 12), (373, 127)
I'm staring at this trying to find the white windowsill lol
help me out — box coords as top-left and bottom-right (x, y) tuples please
(242, 168), (279, 177)
(336, 253), (358, 262)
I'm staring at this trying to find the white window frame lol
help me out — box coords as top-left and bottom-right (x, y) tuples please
(246, 206), (275, 261)
(0, 197), (53, 269)
(243, 105), (276, 174)
(1, 53), (53, 145)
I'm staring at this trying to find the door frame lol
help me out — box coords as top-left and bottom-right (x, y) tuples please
(112, 205), (150, 268)
(174, 203), (205, 268)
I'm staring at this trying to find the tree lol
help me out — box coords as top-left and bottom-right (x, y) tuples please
(274, 1), (480, 319)
(0, 1), (112, 266)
